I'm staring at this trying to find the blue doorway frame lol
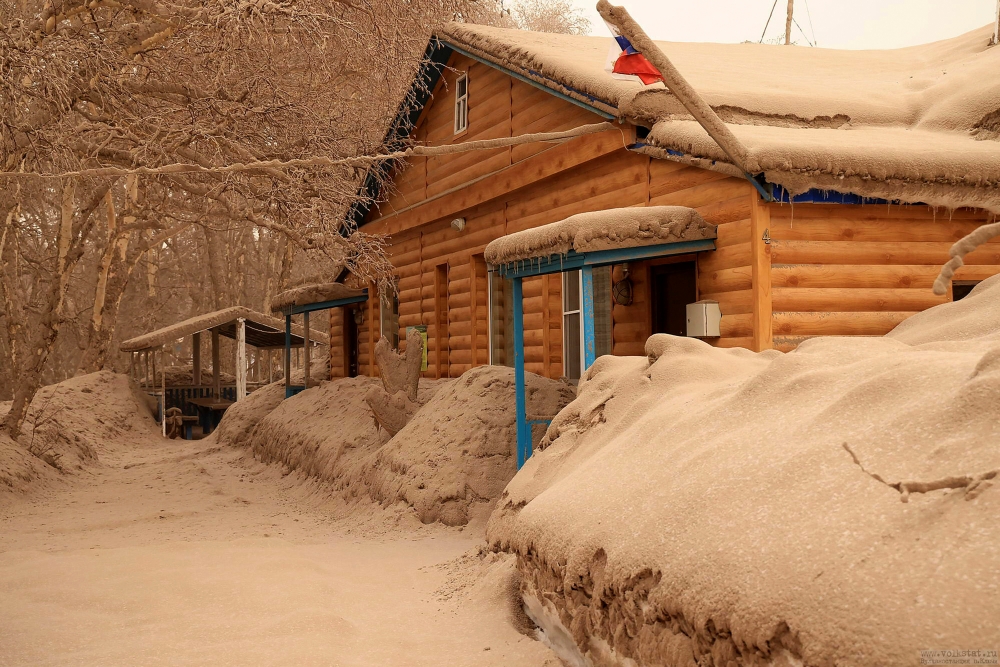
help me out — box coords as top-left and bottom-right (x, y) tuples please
(493, 239), (715, 469)
(281, 290), (369, 398)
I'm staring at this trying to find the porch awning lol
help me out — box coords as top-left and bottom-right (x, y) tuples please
(120, 306), (328, 352)
(485, 205), (716, 275)
(271, 282), (368, 316)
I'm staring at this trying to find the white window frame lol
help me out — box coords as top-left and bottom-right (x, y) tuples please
(562, 270), (584, 381)
(453, 73), (468, 135)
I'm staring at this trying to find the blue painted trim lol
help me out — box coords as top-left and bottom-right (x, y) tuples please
(581, 265), (596, 370)
(284, 290), (369, 316)
(770, 184), (908, 206)
(285, 386), (304, 399)
(495, 239), (717, 279)
(512, 277), (531, 470)
(445, 42), (616, 120)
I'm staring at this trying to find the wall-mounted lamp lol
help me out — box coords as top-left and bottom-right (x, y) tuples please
(451, 217), (466, 232)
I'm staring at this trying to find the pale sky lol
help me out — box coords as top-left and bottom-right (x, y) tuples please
(570, 0), (998, 49)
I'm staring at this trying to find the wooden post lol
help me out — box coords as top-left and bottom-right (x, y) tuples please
(160, 346), (166, 437)
(994, 0), (999, 46)
(151, 347), (158, 395)
(751, 193), (773, 351)
(284, 314), (292, 397)
(128, 352), (134, 382)
(581, 265), (597, 370)
(236, 317), (246, 401)
(512, 277), (530, 469)
(784, 0), (794, 45)
(268, 348), (274, 384)
(192, 331), (201, 386)
(303, 311), (311, 389)
(211, 328), (221, 400)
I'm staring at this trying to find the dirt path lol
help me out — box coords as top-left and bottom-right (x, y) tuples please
(0, 435), (556, 666)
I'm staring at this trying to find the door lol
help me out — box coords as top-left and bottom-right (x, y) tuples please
(344, 307), (360, 378)
(649, 262), (697, 337)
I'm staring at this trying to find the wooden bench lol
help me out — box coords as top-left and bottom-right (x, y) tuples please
(181, 415), (200, 440)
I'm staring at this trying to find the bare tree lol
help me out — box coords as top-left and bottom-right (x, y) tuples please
(506, 0), (592, 34)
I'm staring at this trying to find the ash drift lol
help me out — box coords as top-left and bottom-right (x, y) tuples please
(488, 276), (1000, 666)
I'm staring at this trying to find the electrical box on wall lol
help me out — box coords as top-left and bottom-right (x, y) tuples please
(686, 300), (721, 337)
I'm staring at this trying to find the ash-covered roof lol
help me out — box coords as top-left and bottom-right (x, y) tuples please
(120, 306), (329, 352)
(270, 283), (367, 314)
(484, 206), (715, 265)
(436, 22), (1000, 212)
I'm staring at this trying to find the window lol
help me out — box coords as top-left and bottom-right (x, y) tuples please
(379, 281), (399, 349)
(952, 280), (981, 301)
(563, 270), (582, 380)
(454, 73), (468, 135)
(488, 270), (513, 366)
(563, 267), (613, 381)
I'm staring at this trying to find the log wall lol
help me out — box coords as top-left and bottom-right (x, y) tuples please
(337, 49), (999, 379)
(766, 203), (999, 350)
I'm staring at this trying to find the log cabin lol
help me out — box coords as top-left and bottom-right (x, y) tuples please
(330, 22), (1000, 383)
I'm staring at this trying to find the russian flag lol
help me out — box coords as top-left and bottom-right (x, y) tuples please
(603, 19), (664, 86)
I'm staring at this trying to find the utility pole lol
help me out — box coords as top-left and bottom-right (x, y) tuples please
(993, 0), (999, 45)
(784, 0), (794, 45)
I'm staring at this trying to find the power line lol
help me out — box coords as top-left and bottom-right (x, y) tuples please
(760, 0), (779, 43)
(803, 0), (818, 45)
(793, 16), (815, 46)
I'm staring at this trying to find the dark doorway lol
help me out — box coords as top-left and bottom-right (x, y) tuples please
(649, 262), (697, 337)
(344, 307), (360, 378)
(952, 280), (980, 301)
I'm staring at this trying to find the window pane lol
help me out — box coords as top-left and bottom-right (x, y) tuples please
(563, 269), (580, 311)
(593, 265), (612, 358)
(489, 271), (512, 366)
(564, 312), (581, 380)
(457, 75), (467, 97)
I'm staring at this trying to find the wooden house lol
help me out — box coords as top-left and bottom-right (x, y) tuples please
(331, 23), (1000, 382)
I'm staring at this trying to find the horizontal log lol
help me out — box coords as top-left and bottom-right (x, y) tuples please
(767, 202), (986, 221)
(715, 218), (751, 247)
(697, 244), (752, 273)
(698, 265), (753, 293)
(700, 289), (753, 315)
(710, 336), (753, 349)
(510, 185), (649, 234)
(771, 287), (948, 312)
(720, 313), (753, 337)
(696, 194), (752, 225)
(771, 311), (916, 336)
(649, 164), (728, 200)
(771, 240), (1000, 265)
(649, 177), (751, 210)
(768, 216), (994, 243)
(613, 320), (648, 343)
(368, 130), (631, 235)
(772, 336), (809, 353)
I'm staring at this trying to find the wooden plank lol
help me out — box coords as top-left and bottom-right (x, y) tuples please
(649, 165), (728, 200)
(772, 311), (916, 336)
(771, 240), (1000, 265)
(697, 243), (752, 273)
(771, 287), (948, 312)
(768, 215), (994, 243)
(750, 194), (772, 351)
(700, 289), (753, 315)
(715, 218), (751, 247)
(649, 177), (751, 209)
(366, 130), (630, 235)
(770, 264), (961, 289)
(721, 313), (753, 337)
(695, 195), (752, 226)
(698, 265), (753, 293)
